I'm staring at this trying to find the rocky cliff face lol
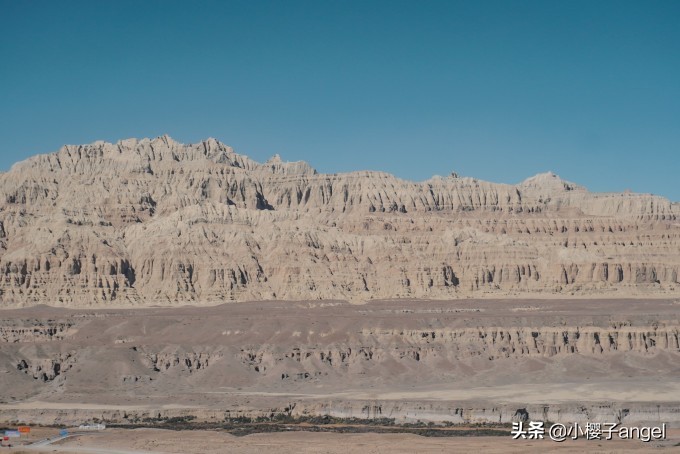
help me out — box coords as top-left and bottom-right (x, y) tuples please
(0, 136), (678, 307)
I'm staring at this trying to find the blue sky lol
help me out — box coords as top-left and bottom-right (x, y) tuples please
(1, 0), (678, 200)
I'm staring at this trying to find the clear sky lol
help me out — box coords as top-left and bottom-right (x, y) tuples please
(1, 0), (678, 200)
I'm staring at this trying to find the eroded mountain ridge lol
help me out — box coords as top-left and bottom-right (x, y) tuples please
(0, 136), (678, 307)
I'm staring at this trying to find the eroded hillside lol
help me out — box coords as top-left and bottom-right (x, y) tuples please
(0, 136), (678, 307)
(1, 300), (680, 425)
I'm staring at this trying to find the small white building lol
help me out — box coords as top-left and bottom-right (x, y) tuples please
(77, 423), (106, 431)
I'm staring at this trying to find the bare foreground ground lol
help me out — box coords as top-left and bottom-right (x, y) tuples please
(2, 298), (680, 452)
(2, 427), (679, 453)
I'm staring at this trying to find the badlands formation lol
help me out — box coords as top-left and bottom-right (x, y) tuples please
(1, 137), (679, 445)
(0, 135), (678, 307)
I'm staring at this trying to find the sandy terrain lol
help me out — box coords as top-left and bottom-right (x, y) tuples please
(10, 427), (680, 454)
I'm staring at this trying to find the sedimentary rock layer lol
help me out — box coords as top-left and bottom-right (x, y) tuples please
(1, 300), (679, 426)
(0, 136), (678, 307)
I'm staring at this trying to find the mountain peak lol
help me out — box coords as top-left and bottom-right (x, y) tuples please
(521, 171), (584, 192)
(267, 154), (283, 163)
(264, 153), (316, 175)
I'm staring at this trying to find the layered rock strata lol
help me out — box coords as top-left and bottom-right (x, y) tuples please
(0, 136), (678, 307)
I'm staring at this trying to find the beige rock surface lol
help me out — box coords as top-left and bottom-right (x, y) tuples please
(0, 136), (678, 307)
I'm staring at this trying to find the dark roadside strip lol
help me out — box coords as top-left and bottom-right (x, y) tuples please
(108, 415), (511, 438)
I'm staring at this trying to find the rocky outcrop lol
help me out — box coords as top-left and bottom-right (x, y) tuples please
(15, 352), (75, 382)
(0, 136), (678, 307)
(0, 320), (74, 342)
(142, 349), (220, 374)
